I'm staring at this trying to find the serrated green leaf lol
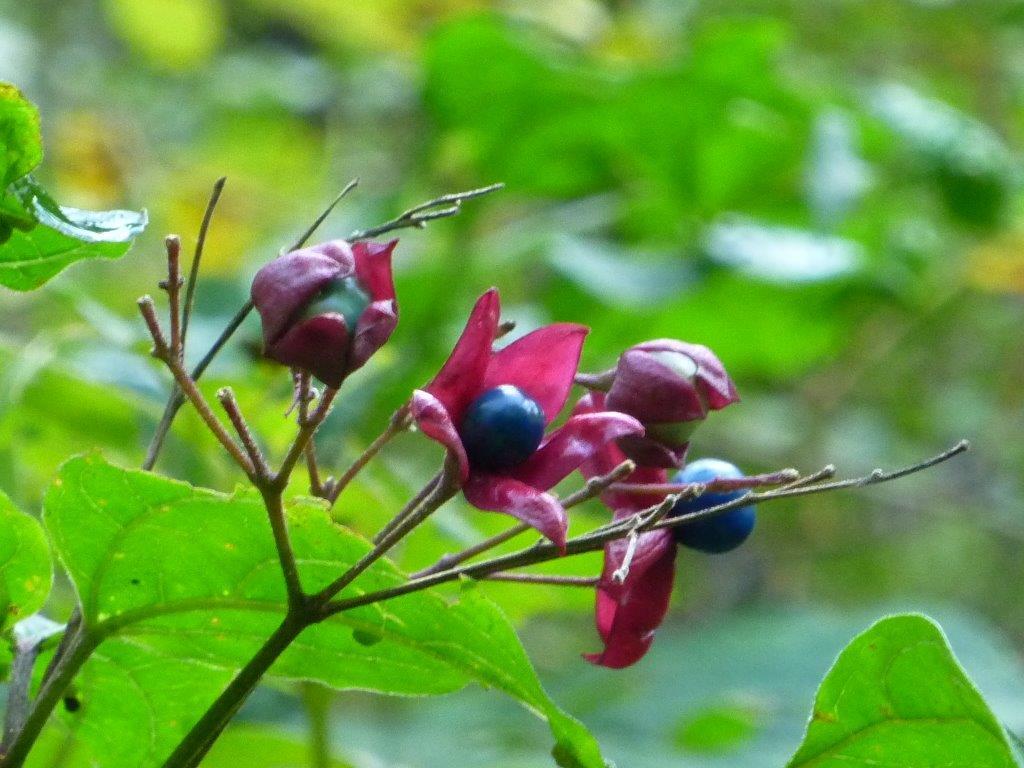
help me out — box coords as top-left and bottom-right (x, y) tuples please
(0, 490), (52, 632)
(787, 614), (1018, 768)
(0, 84), (43, 189)
(40, 455), (606, 768)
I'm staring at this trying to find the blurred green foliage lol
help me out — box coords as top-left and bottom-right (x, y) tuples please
(1, 0), (1024, 765)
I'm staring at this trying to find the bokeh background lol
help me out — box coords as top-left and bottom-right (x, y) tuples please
(2, 1), (1024, 765)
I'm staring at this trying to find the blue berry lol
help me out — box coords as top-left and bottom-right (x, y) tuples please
(670, 458), (755, 554)
(301, 276), (371, 332)
(460, 385), (545, 472)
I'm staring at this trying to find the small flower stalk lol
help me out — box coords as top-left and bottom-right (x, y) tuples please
(251, 239), (398, 388)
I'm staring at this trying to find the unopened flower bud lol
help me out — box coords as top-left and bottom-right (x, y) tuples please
(603, 339), (738, 468)
(251, 239), (398, 388)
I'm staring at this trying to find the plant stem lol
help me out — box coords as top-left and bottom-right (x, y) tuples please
(482, 572), (599, 587)
(142, 180), (354, 473)
(348, 183), (503, 240)
(372, 473), (440, 544)
(139, 297), (256, 477)
(217, 387), (270, 480)
(142, 181), (497, 471)
(322, 441), (970, 617)
(314, 463), (458, 603)
(328, 404), (411, 505)
(0, 632), (97, 767)
(412, 523), (531, 579)
(294, 372), (327, 497)
(412, 459), (636, 578)
(609, 468), (800, 496)
(262, 490), (304, 608)
(180, 177), (226, 347)
(1, 642), (42, 751)
(273, 389), (338, 491)
(142, 299), (254, 471)
(162, 236), (183, 359)
(160, 614), (308, 768)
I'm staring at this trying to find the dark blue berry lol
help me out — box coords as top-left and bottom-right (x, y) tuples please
(301, 276), (370, 331)
(460, 385), (545, 472)
(670, 458), (755, 554)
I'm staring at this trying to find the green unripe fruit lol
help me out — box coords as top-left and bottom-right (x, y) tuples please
(301, 276), (371, 332)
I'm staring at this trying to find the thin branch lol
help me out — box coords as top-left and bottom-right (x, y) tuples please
(611, 494), (679, 584)
(143, 300), (254, 471)
(781, 464), (836, 490)
(181, 177), (226, 345)
(412, 459), (636, 578)
(160, 236), (184, 359)
(412, 523), (528, 580)
(349, 183), (504, 240)
(305, 445), (327, 498)
(0, 632), (98, 768)
(293, 372), (327, 497)
(560, 460), (637, 507)
(272, 389), (338, 491)
(482, 572), (599, 587)
(328, 403), (412, 505)
(573, 369), (615, 392)
(216, 387), (270, 481)
(609, 467), (800, 496)
(1, 641), (42, 751)
(287, 178), (359, 254)
(322, 441), (969, 617)
(143, 180), (355, 472)
(314, 460), (459, 604)
(373, 473), (440, 545)
(138, 297), (255, 478)
(262, 490), (304, 608)
(142, 181), (495, 470)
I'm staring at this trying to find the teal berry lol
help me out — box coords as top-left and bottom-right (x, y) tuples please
(671, 458), (755, 553)
(460, 385), (545, 471)
(301, 275), (371, 332)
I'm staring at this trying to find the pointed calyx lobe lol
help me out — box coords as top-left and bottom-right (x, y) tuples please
(251, 239), (398, 388)
(411, 289), (643, 549)
(575, 391), (679, 668)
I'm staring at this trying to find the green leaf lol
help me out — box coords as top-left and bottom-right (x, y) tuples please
(202, 726), (353, 767)
(0, 489), (52, 632)
(12, 177), (148, 244)
(672, 703), (760, 755)
(0, 176), (147, 290)
(0, 220), (140, 291)
(0, 84), (43, 188)
(41, 455), (606, 768)
(869, 83), (1017, 227)
(0, 192), (35, 243)
(787, 614), (1018, 768)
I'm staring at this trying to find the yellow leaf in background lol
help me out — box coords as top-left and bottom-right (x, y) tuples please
(103, 0), (225, 70)
(51, 111), (127, 208)
(967, 232), (1024, 294)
